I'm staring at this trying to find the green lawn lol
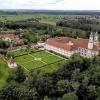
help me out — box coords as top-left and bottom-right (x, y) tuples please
(0, 59), (11, 88)
(11, 49), (38, 57)
(15, 50), (64, 72)
(11, 49), (28, 57)
(16, 55), (34, 63)
(22, 61), (44, 70)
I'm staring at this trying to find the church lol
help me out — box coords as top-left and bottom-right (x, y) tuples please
(45, 32), (100, 58)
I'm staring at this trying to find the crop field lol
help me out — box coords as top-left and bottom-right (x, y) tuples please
(15, 50), (64, 72)
(0, 14), (61, 25)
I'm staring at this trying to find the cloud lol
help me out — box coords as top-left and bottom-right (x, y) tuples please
(0, 0), (100, 10)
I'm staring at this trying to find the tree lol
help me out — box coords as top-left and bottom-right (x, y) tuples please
(0, 40), (10, 49)
(35, 77), (55, 97)
(61, 93), (78, 100)
(44, 96), (51, 100)
(15, 66), (26, 83)
(88, 66), (100, 86)
(68, 53), (84, 71)
(0, 81), (38, 100)
(6, 52), (14, 58)
(56, 80), (72, 96)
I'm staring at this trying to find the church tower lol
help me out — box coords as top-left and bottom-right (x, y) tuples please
(88, 32), (94, 49)
(94, 31), (98, 45)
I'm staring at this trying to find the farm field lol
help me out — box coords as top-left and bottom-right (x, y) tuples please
(15, 50), (64, 72)
(0, 14), (60, 25)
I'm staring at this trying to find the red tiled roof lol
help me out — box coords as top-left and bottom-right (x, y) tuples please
(1, 34), (23, 44)
(96, 42), (100, 47)
(47, 38), (77, 51)
(3, 34), (19, 40)
(7, 58), (16, 64)
(47, 37), (99, 51)
(0, 54), (3, 59)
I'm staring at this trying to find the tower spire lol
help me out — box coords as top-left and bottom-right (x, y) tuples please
(94, 31), (98, 45)
(88, 32), (93, 49)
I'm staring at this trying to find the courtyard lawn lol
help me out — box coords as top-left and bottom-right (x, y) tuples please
(42, 60), (66, 73)
(0, 59), (11, 88)
(11, 49), (28, 57)
(22, 60), (44, 70)
(30, 51), (62, 63)
(11, 48), (37, 57)
(15, 50), (65, 72)
(30, 51), (51, 57)
(42, 55), (62, 63)
(16, 55), (34, 63)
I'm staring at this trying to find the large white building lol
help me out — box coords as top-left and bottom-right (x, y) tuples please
(45, 32), (100, 58)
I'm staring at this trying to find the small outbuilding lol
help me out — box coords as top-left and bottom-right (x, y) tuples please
(37, 39), (46, 47)
(7, 57), (17, 68)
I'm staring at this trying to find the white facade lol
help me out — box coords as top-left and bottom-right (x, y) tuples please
(7, 62), (17, 68)
(45, 44), (77, 58)
(44, 32), (100, 58)
(37, 42), (46, 47)
(77, 47), (99, 58)
(45, 44), (99, 58)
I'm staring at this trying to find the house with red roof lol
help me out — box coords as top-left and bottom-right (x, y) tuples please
(1, 34), (23, 45)
(45, 32), (100, 58)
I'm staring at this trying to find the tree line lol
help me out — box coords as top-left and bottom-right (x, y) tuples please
(56, 18), (100, 32)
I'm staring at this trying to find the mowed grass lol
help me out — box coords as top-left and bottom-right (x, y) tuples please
(11, 49), (28, 57)
(11, 49), (38, 57)
(30, 51), (61, 63)
(22, 61), (44, 70)
(0, 59), (11, 88)
(15, 50), (64, 71)
(16, 55), (34, 63)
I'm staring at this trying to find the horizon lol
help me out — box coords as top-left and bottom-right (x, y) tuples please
(0, 0), (100, 10)
(0, 9), (100, 12)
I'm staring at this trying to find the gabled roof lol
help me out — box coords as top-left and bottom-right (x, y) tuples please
(47, 37), (77, 51)
(2, 34), (19, 40)
(1, 34), (23, 44)
(37, 39), (45, 43)
(7, 57), (16, 64)
(96, 42), (100, 47)
(47, 37), (99, 51)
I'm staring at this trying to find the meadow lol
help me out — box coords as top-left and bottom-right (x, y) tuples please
(0, 14), (61, 25)
(0, 59), (11, 88)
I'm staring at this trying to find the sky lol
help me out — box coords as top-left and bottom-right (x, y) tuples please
(0, 0), (100, 10)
